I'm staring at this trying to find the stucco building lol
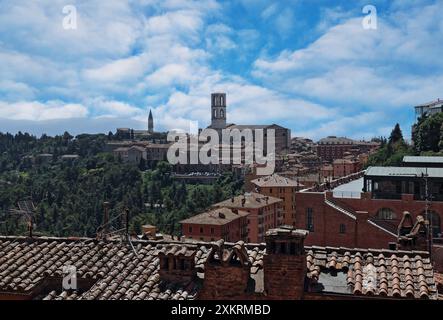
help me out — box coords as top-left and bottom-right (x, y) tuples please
(180, 207), (249, 242)
(213, 192), (283, 243)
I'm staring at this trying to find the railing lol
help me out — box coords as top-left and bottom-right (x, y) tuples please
(367, 217), (398, 235)
(302, 171), (366, 193)
(324, 193), (357, 219)
(332, 191), (362, 199)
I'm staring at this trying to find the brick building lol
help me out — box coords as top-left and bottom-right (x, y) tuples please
(295, 164), (443, 271)
(0, 226), (440, 300)
(180, 207), (248, 242)
(250, 174), (304, 227)
(332, 158), (362, 178)
(316, 136), (355, 162)
(316, 136), (379, 162)
(213, 192), (283, 243)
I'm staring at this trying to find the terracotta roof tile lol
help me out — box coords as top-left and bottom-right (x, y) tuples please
(0, 236), (439, 300)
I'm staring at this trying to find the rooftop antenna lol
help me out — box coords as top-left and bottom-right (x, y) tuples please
(123, 208), (138, 256)
(9, 200), (36, 238)
(422, 168), (433, 259)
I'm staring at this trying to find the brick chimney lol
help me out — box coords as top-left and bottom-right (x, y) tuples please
(199, 240), (251, 299)
(397, 213), (428, 251)
(158, 245), (196, 284)
(264, 226), (309, 300)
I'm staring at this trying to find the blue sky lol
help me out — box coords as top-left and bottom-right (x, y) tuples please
(0, 0), (442, 140)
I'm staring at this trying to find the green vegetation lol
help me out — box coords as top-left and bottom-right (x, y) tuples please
(0, 132), (243, 237)
(413, 112), (443, 155)
(367, 123), (413, 166)
(367, 113), (443, 167)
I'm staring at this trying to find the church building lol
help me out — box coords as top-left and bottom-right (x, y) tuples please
(207, 92), (291, 153)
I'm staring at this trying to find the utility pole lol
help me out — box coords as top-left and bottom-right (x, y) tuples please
(422, 169), (432, 259)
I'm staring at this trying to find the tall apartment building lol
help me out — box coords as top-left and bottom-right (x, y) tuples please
(250, 174), (303, 227)
(315, 136), (355, 162)
(213, 192), (283, 243)
(316, 136), (379, 162)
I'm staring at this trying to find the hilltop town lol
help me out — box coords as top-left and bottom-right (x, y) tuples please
(0, 95), (442, 300)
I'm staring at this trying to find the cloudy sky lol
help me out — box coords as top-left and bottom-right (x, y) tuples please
(0, 0), (442, 140)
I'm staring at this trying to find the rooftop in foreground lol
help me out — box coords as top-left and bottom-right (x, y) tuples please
(0, 230), (439, 300)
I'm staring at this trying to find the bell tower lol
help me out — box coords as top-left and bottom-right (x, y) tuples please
(148, 109), (154, 133)
(210, 93), (226, 129)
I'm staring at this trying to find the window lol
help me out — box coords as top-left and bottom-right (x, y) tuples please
(200, 227), (203, 234)
(376, 208), (396, 220)
(306, 208), (314, 232)
(339, 224), (346, 234)
(210, 227), (214, 235)
(189, 226), (192, 233)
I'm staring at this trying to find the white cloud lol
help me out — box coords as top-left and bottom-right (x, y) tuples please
(0, 101), (88, 121)
(83, 55), (148, 83)
(88, 98), (143, 117)
(253, 1), (443, 111)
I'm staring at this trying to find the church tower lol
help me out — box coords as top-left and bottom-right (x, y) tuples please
(148, 109), (154, 133)
(210, 93), (227, 129)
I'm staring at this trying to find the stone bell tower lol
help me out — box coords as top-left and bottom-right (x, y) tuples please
(210, 93), (227, 130)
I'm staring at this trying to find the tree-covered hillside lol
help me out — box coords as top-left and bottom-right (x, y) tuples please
(0, 132), (243, 237)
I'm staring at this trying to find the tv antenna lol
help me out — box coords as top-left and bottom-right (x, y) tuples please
(9, 200), (36, 238)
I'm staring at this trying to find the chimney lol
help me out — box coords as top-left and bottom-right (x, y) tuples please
(398, 213), (428, 251)
(264, 226), (309, 300)
(158, 245), (196, 284)
(199, 240), (251, 299)
(241, 198), (246, 207)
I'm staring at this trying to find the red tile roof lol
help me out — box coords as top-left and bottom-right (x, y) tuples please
(180, 207), (249, 225)
(0, 236), (439, 300)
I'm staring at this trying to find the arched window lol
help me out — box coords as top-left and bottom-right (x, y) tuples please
(213, 108), (217, 118)
(376, 208), (396, 220)
(220, 109), (224, 118)
(220, 96), (224, 105)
